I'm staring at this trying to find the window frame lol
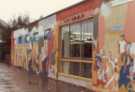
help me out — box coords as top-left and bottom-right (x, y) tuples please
(60, 19), (96, 60)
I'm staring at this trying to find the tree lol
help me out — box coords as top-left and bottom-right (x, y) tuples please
(8, 15), (30, 31)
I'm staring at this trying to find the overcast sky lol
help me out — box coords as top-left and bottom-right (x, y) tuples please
(0, 0), (83, 22)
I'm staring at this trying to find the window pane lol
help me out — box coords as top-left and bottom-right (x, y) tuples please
(70, 23), (81, 41)
(69, 62), (80, 76)
(82, 43), (93, 58)
(61, 25), (70, 58)
(70, 44), (81, 57)
(70, 23), (81, 57)
(61, 61), (70, 74)
(82, 20), (94, 41)
(80, 63), (92, 78)
(60, 61), (92, 78)
(81, 20), (94, 59)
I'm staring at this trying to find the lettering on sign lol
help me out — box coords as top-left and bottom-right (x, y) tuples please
(61, 8), (99, 25)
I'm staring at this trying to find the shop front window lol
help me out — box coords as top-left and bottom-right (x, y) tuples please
(60, 19), (96, 78)
(61, 20), (95, 59)
(70, 23), (81, 58)
(82, 20), (94, 59)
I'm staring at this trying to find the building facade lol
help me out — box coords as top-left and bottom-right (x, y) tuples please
(56, 0), (102, 88)
(11, 0), (135, 90)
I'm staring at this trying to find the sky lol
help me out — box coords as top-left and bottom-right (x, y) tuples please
(0, 0), (83, 23)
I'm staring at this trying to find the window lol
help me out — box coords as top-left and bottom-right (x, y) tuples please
(60, 19), (97, 78)
(17, 36), (23, 44)
(70, 23), (81, 41)
(70, 23), (81, 58)
(82, 20), (94, 41)
(60, 61), (92, 78)
(69, 62), (92, 78)
(61, 19), (95, 59)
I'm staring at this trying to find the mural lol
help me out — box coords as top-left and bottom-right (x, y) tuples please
(10, 0), (135, 91)
(12, 14), (57, 79)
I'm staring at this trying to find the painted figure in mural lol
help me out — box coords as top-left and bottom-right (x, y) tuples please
(118, 34), (127, 65)
(39, 40), (48, 80)
(35, 54), (40, 75)
(128, 42), (135, 91)
(40, 51), (49, 91)
(105, 51), (118, 89)
(27, 49), (33, 84)
(95, 51), (102, 70)
(117, 41), (135, 91)
(118, 60), (130, 91)
(129, 43), (135, 79)
(128, 58), (134, 92)
(96, 50), (107, 87)
(49, 49), (56, 77)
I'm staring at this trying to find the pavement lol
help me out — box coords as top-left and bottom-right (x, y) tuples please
(0, 63), (92, 92)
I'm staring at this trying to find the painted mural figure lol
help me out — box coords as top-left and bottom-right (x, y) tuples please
(118, 60), (130, 91)
(96, 50), (107, 87)
(39, 39), (49, 79)
(128, 42), (135, 91)
(40, 50), (48, 78)
(95, 51), (102, 70)
(27, 50), (33, 84)
(129, 43), (135, 79)
(128, 58), (134, 92)
(118, 35), (135, 91)
(119, 34), (127, 64)
(105, 51), (118, 90)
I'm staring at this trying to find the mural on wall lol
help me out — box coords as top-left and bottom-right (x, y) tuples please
(12, 14), (57, 79)
(95, 1), (135, 91)
(101, 2), (128, 57)
(48, 31), (56, 78)
(30, 30), (57, 78)
(10, 0), (135, 90)
(39, 15), (57, 78)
